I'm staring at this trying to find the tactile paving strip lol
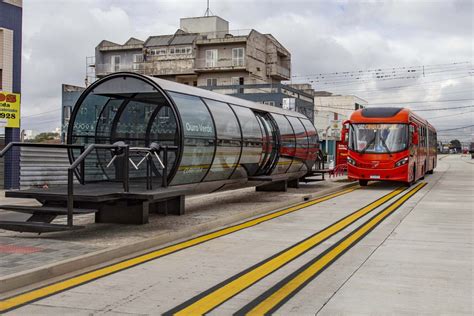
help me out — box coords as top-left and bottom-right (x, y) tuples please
(0, 244), (44, 254)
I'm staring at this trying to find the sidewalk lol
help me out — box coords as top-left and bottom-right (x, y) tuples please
(0, 176), (353, 295)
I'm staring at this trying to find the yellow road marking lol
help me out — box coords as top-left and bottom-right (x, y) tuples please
(244, 182), (426, 315)
(167, 186), (406, 316)
(0, 186), (358, 313)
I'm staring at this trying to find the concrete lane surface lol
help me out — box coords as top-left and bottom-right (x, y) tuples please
(3, 155), (472, 315)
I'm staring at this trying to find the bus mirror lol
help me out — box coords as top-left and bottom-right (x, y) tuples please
(412, 131), (419, 145)
(341, 127), (348, 143)
(341, 120), (350, 143)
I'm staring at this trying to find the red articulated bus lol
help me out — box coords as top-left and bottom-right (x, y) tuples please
(341, 107), (437, 186)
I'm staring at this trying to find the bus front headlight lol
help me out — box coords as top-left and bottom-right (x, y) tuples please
(347, 157), (356, 166)
(395, 157), (409, 167)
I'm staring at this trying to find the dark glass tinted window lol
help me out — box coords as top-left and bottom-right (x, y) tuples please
(300, 118), (319, 163)
(114, 101), (157, 141)
(286, 116), (307, 172)
(203, 99), (240, 139)
(230, 105), (263, 177)
(168, 92), (216, 184)
(231, 105), (262, 139)
(206, 140), (241, 181)
(149, 105), (179, 178)
(203, 99), (242, 181)
(71, 94), (109, 137)
(271, 114), (296, 174)
(71, 94), (111, 181)
(169, 92), (215, 138)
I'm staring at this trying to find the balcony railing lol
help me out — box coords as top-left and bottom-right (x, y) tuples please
(194, 58), (246, 71)
(269, 64), (291, 80)
(95, 61), (196, 76)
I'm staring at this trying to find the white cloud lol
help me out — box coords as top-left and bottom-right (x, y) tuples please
(20, 0), (473, 139)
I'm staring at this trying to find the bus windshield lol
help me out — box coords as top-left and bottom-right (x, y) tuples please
(349, 123), (408, 154)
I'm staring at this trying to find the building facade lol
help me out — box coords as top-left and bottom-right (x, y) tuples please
(0, 0), (22, 189)
(313, 92), (367, 161)
(94, 16), (291, 87)
(90, 15), (315, 122)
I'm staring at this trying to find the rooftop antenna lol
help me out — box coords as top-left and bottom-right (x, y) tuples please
(204, 0), (213, 16)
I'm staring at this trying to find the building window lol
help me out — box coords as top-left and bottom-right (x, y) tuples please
(207, 78), (217, 86)
(63, 106), (72, 121)
(231, 77), (244, 93)
(172, 47), (192, 55)
(150, 48), (167, 56)
(132, 54), (143, 70)
(232, 48), (245, 67)
(133, 54), (143, 63)
(111, 55), (121, 72)
(205, 49), (218, 67)
(263, 101), (275, 106)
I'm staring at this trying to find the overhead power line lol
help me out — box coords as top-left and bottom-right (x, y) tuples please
(324, 74), (472, 94)
(412, 105), (474, 111)
(22, 109), (59, 119)
(438, 124), (474, 132)
(426, 110), (474, 120)
(369, 98), (473, 106)
(291, 61), (471, 78)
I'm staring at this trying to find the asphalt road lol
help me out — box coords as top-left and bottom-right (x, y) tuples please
(4, 155), (473, 315)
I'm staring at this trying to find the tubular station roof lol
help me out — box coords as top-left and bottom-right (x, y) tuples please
(144, 75), (308, 119)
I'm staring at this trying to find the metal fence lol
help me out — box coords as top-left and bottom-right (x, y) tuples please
(19, 146), (76, 188)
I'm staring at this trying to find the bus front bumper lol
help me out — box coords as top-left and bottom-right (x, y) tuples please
(347, 164), (409, 182)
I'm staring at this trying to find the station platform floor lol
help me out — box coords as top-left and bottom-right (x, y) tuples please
(1, 155), (472, 315)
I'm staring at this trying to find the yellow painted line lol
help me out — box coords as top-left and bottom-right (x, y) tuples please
(0, 186), (358, 313)
(166, 186), (406, 316)
(243, 182), (426, 315)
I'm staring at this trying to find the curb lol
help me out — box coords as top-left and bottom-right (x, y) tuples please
(0, 182), (356, 297)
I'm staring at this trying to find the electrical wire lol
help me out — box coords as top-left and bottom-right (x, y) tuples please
(291, 61), (471, 78)
(22, 109), (59, 118)
(425, 110), (474, 120)
(369, 98), (473, 106)
(438, 124), (474, 132)
(412, 105), (474, 111)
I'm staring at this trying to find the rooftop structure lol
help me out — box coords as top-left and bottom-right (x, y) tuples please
(94, 15), (291, 86)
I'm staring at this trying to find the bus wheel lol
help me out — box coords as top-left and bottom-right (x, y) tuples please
(359, 179), (368, 186)
(411, 166), (417, 185)
(427, 159), (434, 174)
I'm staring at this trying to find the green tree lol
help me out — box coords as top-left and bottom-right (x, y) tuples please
(32, 132), (60, 143)
(450, 139), (462, 151)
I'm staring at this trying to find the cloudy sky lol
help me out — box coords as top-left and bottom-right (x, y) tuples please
(21, 0), (473, 140)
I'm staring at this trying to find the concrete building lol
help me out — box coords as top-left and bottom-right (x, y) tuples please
(91, 15), (314, 121)
(0, 0), (22, 189)
(94, 15), (291, 86)
(313, 92), (368, 161)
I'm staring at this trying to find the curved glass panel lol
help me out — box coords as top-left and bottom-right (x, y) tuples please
(113, 100), (159, 179)
(230, 105), (263, 177)
(148, 105), (179, 180)
(70, 93), (112, 181)
(202, 99), (242, 181)
(168, 92), (215, 185)
(69, 77), (180, 184)
(300, 118), (319, 166)
(95, 99), (123, 180)
(271, 114), (296, 174)
(286, 116), (307, 172)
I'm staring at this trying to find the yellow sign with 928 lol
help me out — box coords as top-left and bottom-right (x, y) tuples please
(0, 91), (20, 128)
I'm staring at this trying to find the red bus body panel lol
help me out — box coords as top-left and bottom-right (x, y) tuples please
(346, 108), (437, 184)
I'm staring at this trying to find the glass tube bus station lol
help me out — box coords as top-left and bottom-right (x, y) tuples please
(0, 73), (320, 233)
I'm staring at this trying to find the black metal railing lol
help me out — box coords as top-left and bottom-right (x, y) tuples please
(0, 142), (178, 228)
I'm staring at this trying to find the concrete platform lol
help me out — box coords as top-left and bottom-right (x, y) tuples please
(0, 175), (354, 295)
